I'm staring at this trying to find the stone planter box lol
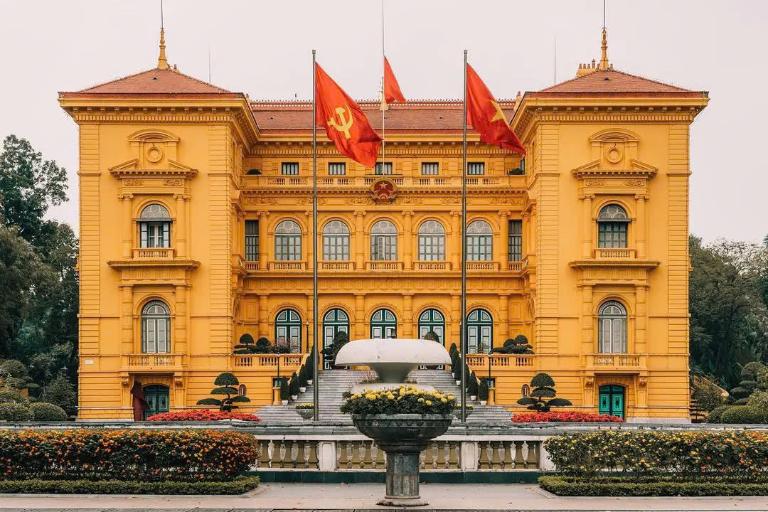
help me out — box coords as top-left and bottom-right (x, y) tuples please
(352, 413), (452, 506)
(296, 408), (314, 420)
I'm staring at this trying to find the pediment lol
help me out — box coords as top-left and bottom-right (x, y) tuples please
(110, 158), (197, 178)
(572, 158), (657, 179)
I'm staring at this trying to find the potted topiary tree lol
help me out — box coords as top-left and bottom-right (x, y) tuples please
(196, 372), (251, 412)
(305, 346), (315, 385)
(233, 334), (256, 354)
(478, 378), (489, 405)
(254, 337), (273, 353)
(468, 372), (479, 401)
(516, 372), (572, 412)
(288, 372), (300, 401)
(279, 378), (289, 405)
(298, 365), (308, 393)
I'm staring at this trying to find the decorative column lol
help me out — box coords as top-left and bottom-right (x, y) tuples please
(402, 294), (413, 338)
(450, 210), (461, 270)
(120, 194), (133, 258)
(497, 293), (509, 345)
(635, 284), (648, 353)
(258, 294), (268, 339)
(450, 294), (461, 345)
(498, 211), (509, 269)
(403, 210), (414, 269)
(305, 210), (313, 271)
(306, 294), (314, 353)
(174, 285), (188, 355)
(257, 211), (269, 270)
(581, 284), (594, 356)
(175, 194), (187, 258)
(635, 194), (647, 259)
(355, 294), (366, 339)
(354, 210), (365, 270)
(582, 194), (594, 259)
(120, 284), (134, 355)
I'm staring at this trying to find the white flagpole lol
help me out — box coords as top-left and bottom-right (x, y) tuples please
(460, 50), (468, 423)
(380, 0), (386, 174)
(312, 49), (320, 422)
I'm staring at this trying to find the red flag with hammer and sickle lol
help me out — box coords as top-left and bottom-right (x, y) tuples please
(315, 63), (382, 168)
(466, 63), (525, 154)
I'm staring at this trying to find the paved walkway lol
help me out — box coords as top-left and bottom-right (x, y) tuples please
(1, 483), (767, 511)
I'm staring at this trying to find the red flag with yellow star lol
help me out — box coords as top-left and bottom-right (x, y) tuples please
(466, 64), (525, 154)
(315, 63), (382, 168)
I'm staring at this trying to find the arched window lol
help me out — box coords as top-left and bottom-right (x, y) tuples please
(597, 204), (629, 249)
(418, 309), (445, 343)
(370, 220), (397, 261)
(275, 308), (302, 353)
(418, 221), (446, 261)
(323, 220), (350, 261)
(323, 309), (349, 368)
(467, 220), (492, 261)
(141, 300), (170, 353)
(139, 204), (171, 248)
(466, 308), (493, 353)
(371, 308), (397, 339)
(598, 301), (627, 353)
(275, 220), (302, 261)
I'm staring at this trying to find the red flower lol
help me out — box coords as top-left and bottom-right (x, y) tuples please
(146, 410), (261, 422)
(511, 411), (623, 423)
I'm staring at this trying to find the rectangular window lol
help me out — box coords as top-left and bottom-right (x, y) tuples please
(467, 162), (485, 175)
(421, 162), (439, 175)
(598, 223), (628, 248)
(275, 235), (301, 260)
(281, 162), (300, 175)
(508, 220), (522, 261)
(375, 162), (393, 175)
(467, 235), (492, 261)
(323, 234), (350, 260)
(418, 235), (445, 261)
(328, 162), (346, 175)
(371, 235), (397, 261)
(140, 222), (170, 248)
(245, 220), (259, 261)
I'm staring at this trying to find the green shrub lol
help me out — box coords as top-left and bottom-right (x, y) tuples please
(279, 378), (289, 401)
(254, 337), (272, 353)
(478, 378), (489, 401)
(544, 430), (768, 478)
(289, 372), (300, 397)
(467, 372), (479, 397)
(0, 429), (258, 481)
(692, 378), (726, 412)
(42, 375), (76, 416)
(720, 405), (767, 424)
(747, 390), (768, 410)
(539, 476), (768, 496)
(0, 389), (29, 405)
(0, 476), (259, 495)
(196, 372), (250, 411)
(29, 402), (68, 421)
(707, 404), (729, 423)
(517, 372), (572, 412)
(0, 402), (32, 421)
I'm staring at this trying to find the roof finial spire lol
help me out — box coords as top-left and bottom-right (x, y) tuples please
(157, 0), (170, 70)
(598, 0), (610, 70)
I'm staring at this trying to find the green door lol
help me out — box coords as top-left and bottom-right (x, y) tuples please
(144, 385), (169, 419)
(598, 385), (624, 418)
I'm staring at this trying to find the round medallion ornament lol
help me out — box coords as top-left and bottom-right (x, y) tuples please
(370, 179), (397, 203)
(605, 144), (623, 164)
(146, 145), (164, 163)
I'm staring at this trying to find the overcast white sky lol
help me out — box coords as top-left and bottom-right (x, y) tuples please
(1, 0), (765, 242)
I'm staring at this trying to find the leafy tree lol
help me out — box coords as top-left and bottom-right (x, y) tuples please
(0, 135), (67, 249)
(196, 372), (250, 412)
(517, 373), (572, 412)
(42, 374), (76, 416)
(234, 334), (256, 354)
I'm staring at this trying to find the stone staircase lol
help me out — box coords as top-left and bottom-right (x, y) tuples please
(256, 368), (512, 425)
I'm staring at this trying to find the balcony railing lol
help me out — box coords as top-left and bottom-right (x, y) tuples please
(365, 261), (404, 271)
(507, 261), (525, 272)
(232, 353), (305, 369)
(466, 261), (500, 271)
(319, 260), (355, 271)
(413, 261), (451, 271)
(594, 248), (636, 259)
(466, 353), (535, 368)
(244, 260), (260, 271)
(268, 261), (307, 271)
(124, 353), (184, 370)
(587, 353), (643, 370)
(132, 247), (174, 259)
(242, 174), (525, 190)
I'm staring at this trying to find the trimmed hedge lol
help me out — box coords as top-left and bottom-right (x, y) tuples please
(0, 403), (32, 421)
(29, 402), (68, 421)
(544, 430), (768, 478)
(0, 476), (260, 495)
(0, 429), (258, 481)
(539, 476), (768, 496)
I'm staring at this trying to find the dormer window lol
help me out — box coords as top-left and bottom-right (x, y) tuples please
(139, 204), (171, 248)
(597, 204), (629, 249)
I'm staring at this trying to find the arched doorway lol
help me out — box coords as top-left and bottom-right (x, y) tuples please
(143, 384), (169, 419)
(466, 308), (493, 353)
(598, 385), (625, 418)
(275, 308), (302, 353)
(323, 308), (349, 369)
(371, 308), (397, 339)
(418, 309), (445, 344)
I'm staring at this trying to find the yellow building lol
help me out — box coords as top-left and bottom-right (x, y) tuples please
(59, 28), (707, 421)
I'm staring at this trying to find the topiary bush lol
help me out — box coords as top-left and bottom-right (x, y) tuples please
(707, 404), (729, 423)
(233, 334), (256, 354)
(719, 405), (767, 424)
(517, 372), (572, 412)
(196, 373), (250, 412)
(29, 402), (68, 421)
(0, 429), (258, 481)
(254, 337), (272, 353)
(467, 372), (479, 398)
(0, 402), (32, 421)
(0, 389), (29, 405)
(478, 378), (489, 401)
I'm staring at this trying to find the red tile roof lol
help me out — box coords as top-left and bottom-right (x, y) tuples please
(66, 68), (234, 95)
(532, 68), (706, 97)
(250, 100), (516, 133)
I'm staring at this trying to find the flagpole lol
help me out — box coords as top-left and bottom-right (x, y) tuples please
(460, 49), (468, 424)
(380, 0), (386, 173)
(312, 49), (320, 422)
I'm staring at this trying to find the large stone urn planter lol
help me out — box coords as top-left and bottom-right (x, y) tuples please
(352, 413), (452, 507)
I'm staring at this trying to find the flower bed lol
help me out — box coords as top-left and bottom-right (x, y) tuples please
(0, 429), (258, 482)
(539, 476), (768, 496)
(512, 412), (623, 423)
(146, 410), (260, 422)
(340, 386), (456, 415)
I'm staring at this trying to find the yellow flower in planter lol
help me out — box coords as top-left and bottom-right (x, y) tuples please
(426, 400), (432, 406)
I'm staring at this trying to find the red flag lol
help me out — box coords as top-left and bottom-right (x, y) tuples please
(315, 63), (382, 168)
(466, 64), (525, 154)
(384, 57), (406, 104)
